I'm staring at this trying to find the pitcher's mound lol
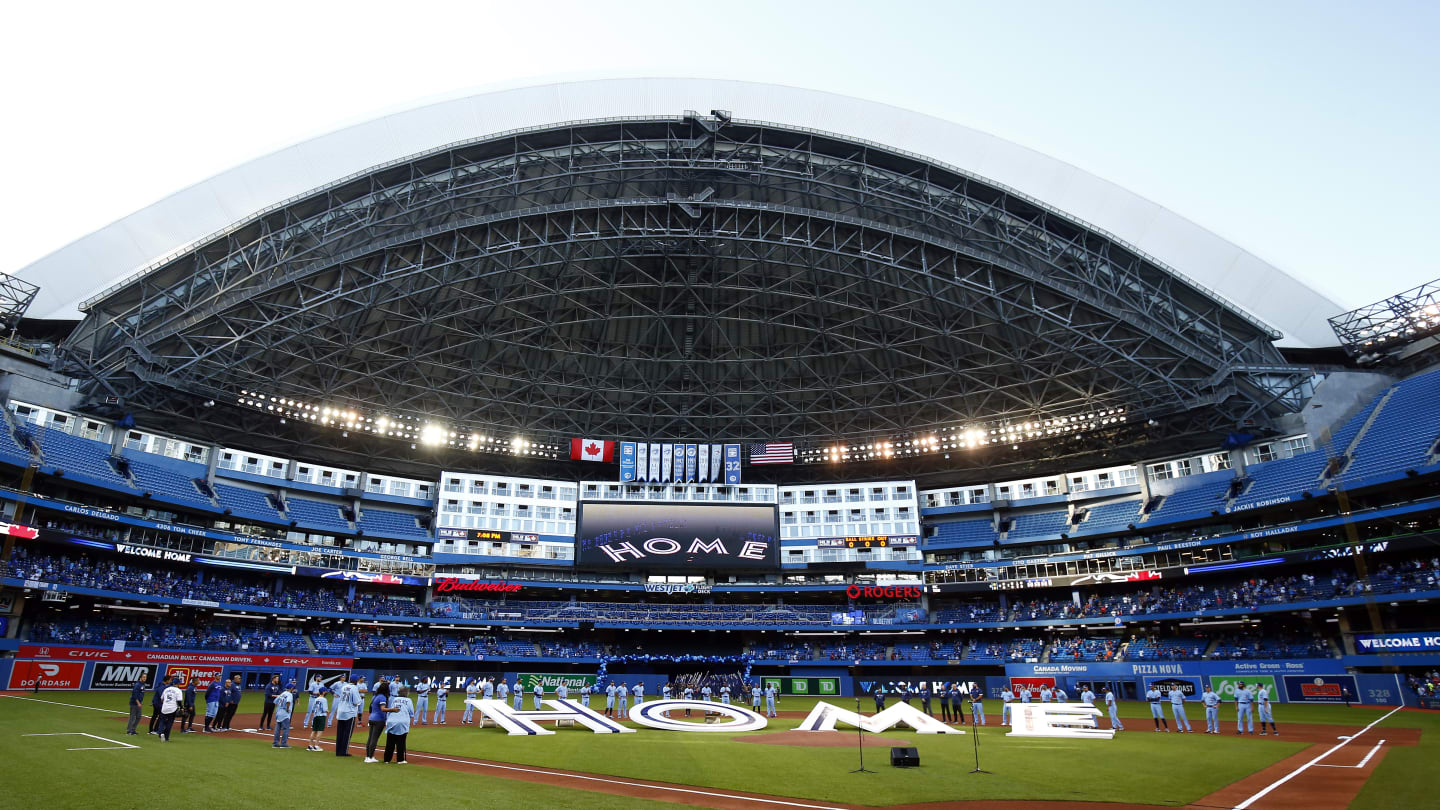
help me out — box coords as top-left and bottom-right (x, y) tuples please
(735, 730), (913, 747)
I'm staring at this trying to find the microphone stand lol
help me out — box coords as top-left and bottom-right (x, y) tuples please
(968, 699), (991, 775)
(850, 696), (875, 773)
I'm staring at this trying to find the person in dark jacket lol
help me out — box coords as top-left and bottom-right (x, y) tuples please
(125, 671), (149, 735)
(147, 677), (165, 734)
(218, 677), (238, 731)
(181, 677), (198, 732)
(260, 675), (282, 731)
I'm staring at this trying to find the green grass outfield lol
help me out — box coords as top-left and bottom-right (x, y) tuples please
(0, 692), (1435, 809)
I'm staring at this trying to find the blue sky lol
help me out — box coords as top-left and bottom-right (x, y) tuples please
(2, 0), (1435, 308)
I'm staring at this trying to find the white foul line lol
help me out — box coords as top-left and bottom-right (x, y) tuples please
(1232, 707), (1402, 810)
(22, 732), (139, 750)
(0, 695), (127, 714)
(237, 728), (847, 810)
(1315, 739), (1386, 769)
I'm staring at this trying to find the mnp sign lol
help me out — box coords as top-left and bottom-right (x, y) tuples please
(89, 663), (159, 690)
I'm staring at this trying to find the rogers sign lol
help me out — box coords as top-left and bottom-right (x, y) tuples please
(434, 578), (523, 594)
(846, 584), (923, 600)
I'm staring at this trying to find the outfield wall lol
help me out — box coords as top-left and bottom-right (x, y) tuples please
(1002, 660), (1419, 705)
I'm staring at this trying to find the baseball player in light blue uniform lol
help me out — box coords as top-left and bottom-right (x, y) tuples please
(1001, 688), (1015, 725)
(719, 685), (731, 705)
(580, 684), (591, 707)
(533, 681), (545, 710)
(434, 683), (449, 724)
(497, 678), (509, 706)
(1080, 687), (1095, 706)
(415, 678), (431, 724)
(604, 682), (617, 716)
(764, 683), (778, 717)
(1019, 687), (1032, 704)
(1145, 686), (1169, 731)
(556, 682), (569, 703)
(513, 680), (525, 710)
(462, 679), (478, 724)
(1168, 686), (1192, 732)
(1104, 688), (1124, 730)
(1039, 686), (1053, 703)
(1201, 685), (1222, 734)
(750, 684), (761, 712)
(1257, 688), (1278, 736)
(632, 682), (643, 705)
(1235, 682), (1255, 735)
(701, 684), (712, 702)
(1055, 687), (1068, 702)
(616, 683), (629, 717)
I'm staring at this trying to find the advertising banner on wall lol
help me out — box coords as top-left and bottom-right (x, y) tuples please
(88, 662), (160, 690)
(8, 661), (84, 690)
(1353, 632), (1440, 654)
(372, 669), (505, 689)
(1144, 676), (1200, 697)
(165, 665), (225, 689)
(519, 673), (598, 693)
(1283, 674), (1358, 703)
(1210, 675), (1277, 701)
(762, 677), (840, 696)
(18, 645), (353, 669)
(1009, 676), (1056, 694)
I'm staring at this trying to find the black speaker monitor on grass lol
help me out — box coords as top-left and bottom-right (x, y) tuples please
(890, 746), (920, 767)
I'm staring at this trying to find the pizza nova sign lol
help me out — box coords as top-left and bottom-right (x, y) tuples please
(462, 698), (1111, 739)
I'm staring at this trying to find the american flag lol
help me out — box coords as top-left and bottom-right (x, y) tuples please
(748, 442), (794, 465)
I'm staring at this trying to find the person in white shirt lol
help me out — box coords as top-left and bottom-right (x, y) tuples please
(157, 677), (184, 741)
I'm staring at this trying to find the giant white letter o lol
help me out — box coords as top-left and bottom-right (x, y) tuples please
(630, 700), (769, 732)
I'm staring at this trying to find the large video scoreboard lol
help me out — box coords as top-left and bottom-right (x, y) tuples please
(576, 502), (779, 570)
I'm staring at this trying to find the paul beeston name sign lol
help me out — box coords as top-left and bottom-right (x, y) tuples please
(464, 699), (1111, 739)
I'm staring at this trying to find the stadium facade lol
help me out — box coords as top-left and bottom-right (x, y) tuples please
(0, 79), (1436, 705)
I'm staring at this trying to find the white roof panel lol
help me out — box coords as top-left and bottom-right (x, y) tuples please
(11, 78), (1343, 346)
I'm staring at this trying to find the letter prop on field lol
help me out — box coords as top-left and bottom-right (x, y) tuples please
(467, 699), (636, 735)
(793, 701), (963, 734)
(1006, 703), (1115, 739)
(631, 701), (768, 732)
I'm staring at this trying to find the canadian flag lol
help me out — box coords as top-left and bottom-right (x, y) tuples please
(570, 438), (615, 462)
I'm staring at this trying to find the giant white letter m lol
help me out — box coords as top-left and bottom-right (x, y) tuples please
(794, 701), (962, 734)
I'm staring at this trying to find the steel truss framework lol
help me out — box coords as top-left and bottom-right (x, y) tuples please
(61, 114), (1307, 469)
(1328, 276), (1440, 358)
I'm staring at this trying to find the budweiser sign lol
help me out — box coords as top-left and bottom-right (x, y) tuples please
(846, 584), (923, 600)
(434, 578), (523, 594)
